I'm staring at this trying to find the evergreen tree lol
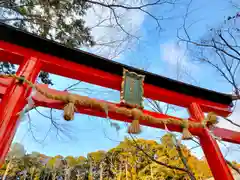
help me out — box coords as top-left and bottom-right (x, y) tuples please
(0, 0), (95, 84)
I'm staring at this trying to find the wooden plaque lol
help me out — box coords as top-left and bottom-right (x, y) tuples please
(121, 69), (145, 108)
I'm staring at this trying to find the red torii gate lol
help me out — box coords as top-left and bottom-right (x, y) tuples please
(0, 23), (239, 180)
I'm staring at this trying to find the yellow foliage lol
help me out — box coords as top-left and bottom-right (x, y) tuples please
(1, 135), (237, 180)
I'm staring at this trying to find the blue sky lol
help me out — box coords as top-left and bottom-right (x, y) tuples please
(12, 0), (240, 162)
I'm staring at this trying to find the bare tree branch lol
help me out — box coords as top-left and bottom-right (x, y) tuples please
(129, 134), (190, 173)
(173, 136), (196, 180)
(224, 117), (240, 128)
(226, 160), (240, 175)
(86, 0), (175, 10)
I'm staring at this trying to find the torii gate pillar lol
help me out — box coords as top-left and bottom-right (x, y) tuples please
(189, 103), (234, 180)
(0, 57), (41, 164)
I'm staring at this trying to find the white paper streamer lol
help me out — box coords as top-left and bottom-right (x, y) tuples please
(164, 124), (179, 145)
(18, 87), (37, 121)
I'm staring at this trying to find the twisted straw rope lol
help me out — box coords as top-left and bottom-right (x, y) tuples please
(0, 74), (217, 131)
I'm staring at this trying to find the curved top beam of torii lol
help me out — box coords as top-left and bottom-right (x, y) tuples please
(0, 22), (235, 117)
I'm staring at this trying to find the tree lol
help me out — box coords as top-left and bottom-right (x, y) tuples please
(46, 155), (63, 180)
(0, 0), (95, 85)
(87, 151), (106, 180)
(0, 0), (177, 84)
(71, 156), (89, 180)
(1, 138), (237, 179)
(0, 0), (180, 148)
(60, 156), (79, 180)
(103, 136), (212, 179)
(27, 153), (43, 180)
(1, 143), (26, 180)
(178, 3), (240, 100)
(1, 1), (239, 179)
(1, 1), (95, 47)
(175, 2), (240, 177)
(8, 143), (26, 159)
(176, 1), (240, 133)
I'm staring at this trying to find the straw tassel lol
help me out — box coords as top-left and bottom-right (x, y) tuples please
(63, 95), (76, 121)
(0, 74), (225, 134)
(63, 102), (75, 121)
(206, 112), (218, 126)
(181, 120), (192, 140)
(128, 108), (142, 134)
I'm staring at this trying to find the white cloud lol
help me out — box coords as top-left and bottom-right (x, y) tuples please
(159, 41), (199, 84)
(160, 41), (189, 66)
(83, 0), (146, 59)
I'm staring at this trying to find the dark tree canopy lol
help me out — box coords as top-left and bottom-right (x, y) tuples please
(0, 0), (95, 84)
(1, 0), (95, 47)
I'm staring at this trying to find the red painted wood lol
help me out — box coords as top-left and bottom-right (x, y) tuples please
(0, 36), (238, 178)
(33, 85), (202, 135)
(188, 103), (234, 180)
(0, 82), (239, 143)
(0, 48), (24, 65)
(212, 127), (240, 144)
(0, 57), (41, 165)
(32, 86), (240, 144)
(0, 77), (9, 98)
(0, 41), (232, 117)
(0, 77), (10, 86)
